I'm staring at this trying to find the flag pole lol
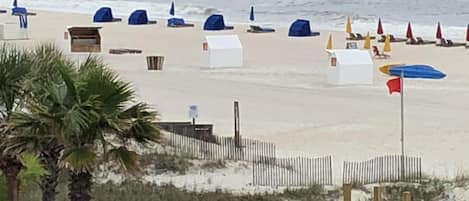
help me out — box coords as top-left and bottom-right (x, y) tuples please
(400, 71), (405, 181)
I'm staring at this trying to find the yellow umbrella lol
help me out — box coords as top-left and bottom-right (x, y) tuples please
(383, 34), (391, 52)
(326, 34), (333, 49)
(346, 16), (352, 34)
(363, 32), (371, 49)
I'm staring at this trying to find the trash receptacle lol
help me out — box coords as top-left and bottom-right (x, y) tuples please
(147, 56), (164, 70)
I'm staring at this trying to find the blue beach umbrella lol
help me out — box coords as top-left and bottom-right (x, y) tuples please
(249, 6), (254, 22)
(13, 0), (17, 7)
(389, 65), (446, 79)
(169, 1), (175, 16)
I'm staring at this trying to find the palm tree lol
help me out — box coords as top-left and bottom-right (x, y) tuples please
(63, 57), (160, 201)
(8, 44), (83, 201)
(8, 46), (160, 201)
(0, 44), (32, 201)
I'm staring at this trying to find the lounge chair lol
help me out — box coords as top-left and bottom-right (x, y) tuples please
(438, 38), (466, 47)
(406, 37), (435, 45)
(247, 25), (275, 33)
(372, 46), (390, 59)
(356, 33), (376, 40)
(0, 10), (6, 13)
(346, 33), (376, 40)
(167, 18), (194, 28)
(378, 34), (407, 43)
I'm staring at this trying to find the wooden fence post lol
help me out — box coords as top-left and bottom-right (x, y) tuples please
(373, 186), (382, 201)
(402, 191), (411, 201)
(343, 184), (352, 201)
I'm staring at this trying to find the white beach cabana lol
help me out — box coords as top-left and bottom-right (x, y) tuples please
(326, 49), (373, 85)
(205, 35), (243, 68)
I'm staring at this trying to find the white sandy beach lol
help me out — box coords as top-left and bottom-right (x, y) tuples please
(2, 10), (469, 185)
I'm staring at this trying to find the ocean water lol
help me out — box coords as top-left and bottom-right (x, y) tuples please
(2, 0), (469, 39)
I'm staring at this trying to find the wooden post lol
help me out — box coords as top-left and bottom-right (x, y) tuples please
(402, 191), (411, 201)
(373, 186), (382, 201)
(343, 184), (352, 201)
(234, 101), (241, 147)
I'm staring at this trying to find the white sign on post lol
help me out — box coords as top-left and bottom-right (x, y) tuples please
(189, 105), (198, 121)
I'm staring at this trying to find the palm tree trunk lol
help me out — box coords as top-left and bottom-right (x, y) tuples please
(68, 171), (92, 201)
(0, 155), (22, 201)
(39, 144), (62, 201)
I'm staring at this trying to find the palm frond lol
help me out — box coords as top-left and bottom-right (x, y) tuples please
(62, 146), (97, 173)
(0, 44), (31, 115)
(106, 147), (139, 172)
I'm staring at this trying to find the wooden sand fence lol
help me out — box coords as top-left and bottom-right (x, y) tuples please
(342, 155), (422, 185)
(168, 132), (276, 162)
(253, 156), (333, 187)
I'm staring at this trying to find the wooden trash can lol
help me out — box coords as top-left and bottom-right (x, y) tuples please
(146, 56), (164, 70)
(203, 42), (208, 51)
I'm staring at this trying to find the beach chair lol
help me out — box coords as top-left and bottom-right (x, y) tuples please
(356, 33), (376, 40)
(416, 37), (436, 45)
(379, 34), (407, 43)
(347, 33), (375, 40)
(247, 25), (275, 33)
(346, 33), (359, 40)
(0, 9), (6, 13)
(167, 18), (194, 28)
(441, 39), (466, 47)
(406, 37), (435, 45)
(372, 46), (389, 59)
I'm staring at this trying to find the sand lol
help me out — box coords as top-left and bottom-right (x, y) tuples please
(2, 11), (469, 185)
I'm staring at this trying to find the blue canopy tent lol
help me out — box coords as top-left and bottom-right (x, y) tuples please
(128, 10), (156, 25)
(288, 19), (320, 37)
(389, 65), (446, 79)
(203, 14), (233, 31)
(94, 7), (121, 23)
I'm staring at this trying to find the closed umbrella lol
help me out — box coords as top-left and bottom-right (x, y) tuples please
(326, 34), (332, 49)
(346, 16), (352, 34)
(364, 32), (371, 49)
(249, 6), (254, 22)
(436, 22), (442, 40)
(384, 34), (391, 52)
(377, 18), (383, 35)
(406, 22), (413, 39)
(169, 1), (175, 16)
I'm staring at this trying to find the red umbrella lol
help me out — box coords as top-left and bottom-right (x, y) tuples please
(466, 24), (469, 42)
(406, 22), (413, 39)
(377, 18), (384, 35)
(436, 22), (442, 39)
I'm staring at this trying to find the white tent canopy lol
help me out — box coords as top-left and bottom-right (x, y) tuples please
(205, 35), (243, 68)
(326, 49), (373, 85)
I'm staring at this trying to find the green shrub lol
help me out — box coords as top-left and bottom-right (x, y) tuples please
(383, 179), (447, 201)
(200, 160), (226, 171)
(140, 153), (192, 174)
